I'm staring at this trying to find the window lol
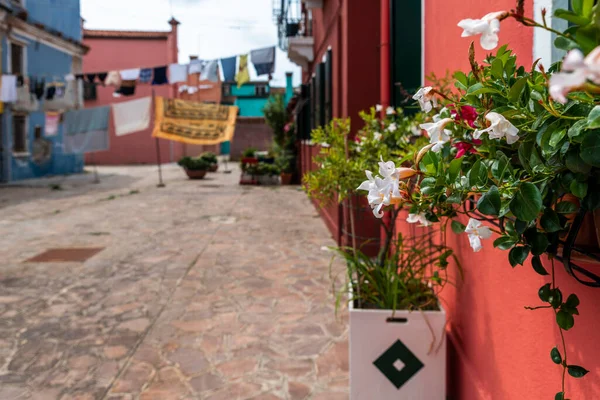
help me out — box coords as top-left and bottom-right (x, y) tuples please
(325, 49), (333, 124)
(317, 62), (326, 127)
(310, 75), (316, 131)
(255, 84), (268, 97)
(10, 42), (24, 75)
(222, 84), (231, 97)
(12, 115), (27, 154)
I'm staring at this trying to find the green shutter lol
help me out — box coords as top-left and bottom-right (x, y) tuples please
(390, 0), (422, 109)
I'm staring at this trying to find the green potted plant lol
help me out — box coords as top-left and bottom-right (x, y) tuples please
(177, 156), (210, 180)
(240, 147), (259, 185)
(200, 152), (219, 172)
(277, 154), (295, 185)
(256, 162), (280, 185)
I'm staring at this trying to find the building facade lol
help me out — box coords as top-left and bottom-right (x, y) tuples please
(0, 0), (88, 182)
(82, 19), (189, 165)
(282, 1), (600, 399)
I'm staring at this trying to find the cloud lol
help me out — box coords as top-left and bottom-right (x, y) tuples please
(80, 0), (300, 87)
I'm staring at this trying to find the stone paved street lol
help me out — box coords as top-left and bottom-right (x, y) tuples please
(0, 164), (348, 400)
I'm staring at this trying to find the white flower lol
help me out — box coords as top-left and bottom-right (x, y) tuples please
(431, 129), (452, 153)
(465, 218), (492, 252)
(375, 104), (383, 112)
(412, 87), (437, 113)
(432, 113), (441, 122)
(420, 118), (453, 151)
(387, 123), (397, 133)
(373, 131), (382, 141)
(357, 170), (377, 192)
(458, 11), (506, 50)
(386, 106), (396, 115)
(549, 47), (600, 104)
(407, 212), (432, 227)
(357, 171), (391, 218)
(473, 112), (519, 144)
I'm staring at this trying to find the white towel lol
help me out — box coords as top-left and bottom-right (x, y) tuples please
(189, 60), (203, 74)
(111, 96), (152, 136)
(1, 75), (17, 102)
(120, 68), (141, 81)
(168, 63), (188, 84)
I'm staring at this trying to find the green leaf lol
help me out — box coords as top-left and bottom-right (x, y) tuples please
(494, 236), (517, 250)
(509, 77), (528, 103)
(447, 157), (462, 183)
(451, 220), (466, 234)
(509, 246), (530, 267)
(469, 159), (488, 188)
(580, 130), (600, 167)
(491, 152), (511, 182)
(555, 392), (564, 400)
(446, 192), (463, 204)
(566, 149), (592, 174)
(555, 201), (579, 214)
(572, 0), (583, 15)
(565, 294), (580, 308)
(549, 288), (563, 309)
(527, 231), (550, 255)
(570, 180), (588, 199)
(551, 347), (562, 364)
(567, 365), (589, 378)
(510, 183), (543, 222)
(554, 35), (579, 51)
(587, 105), (600, 129)
(539, 283), (551, 302)
(582, 0), (594, 17)
(541, 208), (563, 232)
(568, 119), (588, 140)
(556, 310), (575, 330)
(477, 186), (501, 216)
(549, 128), (567, 148)
(532, 255), (549, 275)
(491, 58), (504, 79)
(554, 8), (590, 25)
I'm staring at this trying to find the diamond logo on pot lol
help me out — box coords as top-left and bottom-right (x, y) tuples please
(373, 339), (424, 389)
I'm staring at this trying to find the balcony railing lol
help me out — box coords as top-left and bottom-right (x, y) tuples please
(273, 0), (305, 51)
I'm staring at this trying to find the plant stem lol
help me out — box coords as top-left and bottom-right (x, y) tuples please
(551, 257), (568, 396)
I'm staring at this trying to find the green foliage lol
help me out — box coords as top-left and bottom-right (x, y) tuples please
(242, 147), (257, 158)
(177, 156), (210, 171)
(199, 152), (218, 164)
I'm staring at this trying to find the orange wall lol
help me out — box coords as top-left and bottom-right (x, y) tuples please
(422, 1), (600, 398)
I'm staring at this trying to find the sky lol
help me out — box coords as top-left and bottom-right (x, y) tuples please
(80, 0), (301, 87)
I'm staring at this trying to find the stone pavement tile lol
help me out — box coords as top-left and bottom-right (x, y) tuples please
(204, 381), (262, 400)
(215, 357), (259, 378)
(311, 391), (348, 400)
(315, 341), (349, 380)
(110, 361), (155, 394)
(190, 371), (225, 394)
(288, 381), (311, 400)
(168, 347), (209, 376)
(139, 367), (192, 400)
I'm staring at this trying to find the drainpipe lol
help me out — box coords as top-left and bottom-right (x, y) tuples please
(380, 0), (390, 110)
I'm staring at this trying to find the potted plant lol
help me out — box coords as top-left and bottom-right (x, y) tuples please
(332, 231), (456, 399)
(200, 152), (219, 172)
(240, 147), (259, 184)
(177, 156), (210, 180)
(256, 162), (280, 185)
(277, 154), (294, 185)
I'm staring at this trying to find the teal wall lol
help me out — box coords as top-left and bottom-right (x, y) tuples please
(231, 83), (270, 117)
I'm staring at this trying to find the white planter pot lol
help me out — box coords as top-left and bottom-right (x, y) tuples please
(349, 301), (446, 400)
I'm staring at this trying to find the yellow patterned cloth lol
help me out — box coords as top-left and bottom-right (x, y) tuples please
(236, 54), (250, 88)
(152, 97), (239, 145)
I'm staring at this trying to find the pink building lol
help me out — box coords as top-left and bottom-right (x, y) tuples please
(82, 19), (189, 165)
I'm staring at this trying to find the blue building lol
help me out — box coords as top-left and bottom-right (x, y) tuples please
(222, 72), (294, 117)
(0, 0), (88, 182)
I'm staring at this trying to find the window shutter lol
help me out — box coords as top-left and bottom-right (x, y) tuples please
(317, 62), (326, 127)
(325, 49), (333, 124)
(390, 0), (422, 110)
(310, 75), (316, 131)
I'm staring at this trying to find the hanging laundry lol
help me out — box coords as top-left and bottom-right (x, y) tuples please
(104, 71), (121, 86)
(17, 75), (24, 87)
(152, 66), (168, 85)
(114, 80), (136, 97)
(1, 75), (18, 102)
(220, 56), (237, 82)
(45, 84), (56, 100)
(63, 106), (110, 154)
(98, 72), (108, 84)
(120, 68), (141, 81)
(111, 96), (152, 137)
(168, 63), (187, 84)
(250, 46), (276, 76)
(200, 60), (219, 82)
(152, 97), (238, 145)
(44, 80), (79, 111)
(178, 84), (189, 94)
(45, 112), (61, 137)
(34, 78), (45, 100)
(86, 74), (97, 83)
(189, 59), (204, 75)
(65, 74), (75, 81)
(29, 77), (36, 95)
(14, 81), (39, 112)
(75, 74), (85, 80)
(139, 68), (152, 84)
(83, 81), (96, 101)
(236, 54), (250, 88)
(187, 86), (199, 95)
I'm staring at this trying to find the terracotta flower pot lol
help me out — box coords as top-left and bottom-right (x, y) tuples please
(184, 168), (207, 179)
(280, 173), (292, 185)
(208, 164), (218, 172)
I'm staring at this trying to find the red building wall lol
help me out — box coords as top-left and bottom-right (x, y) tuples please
(412, 1), (600, 398)
(82, 23), (186, 165)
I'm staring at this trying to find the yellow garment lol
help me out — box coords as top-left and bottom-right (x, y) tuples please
(152, 97), (238, 145)
(236, 54), (250, 88)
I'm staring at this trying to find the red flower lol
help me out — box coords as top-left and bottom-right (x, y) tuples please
(451, 105), (478, 128)
(454, 141), (480, 158)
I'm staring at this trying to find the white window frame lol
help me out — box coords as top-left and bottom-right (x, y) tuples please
(533, 0), (569, 67)
(6, 37), (28, 75)
(12, 113), (29, 157)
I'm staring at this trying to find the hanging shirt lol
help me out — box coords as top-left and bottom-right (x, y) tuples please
(63, 106), (110, 154)
(201, 60), (219, 82)
(111, 96), (152, 136)
(1, 75), (17, 102)
(115, 80), (136, 96)
(250, 46), (276, 76)
(220, 56), (237, 82)
(45, 112), (60, 137)
(120, 68), (141, 81)
(168, 63), (188, 84)
(104, 71), (121, 86)
(152, 66), (169, 85)
(236, 54), (250, 88)
(189, 59), (204, 75)
(139, 68), (152, 84)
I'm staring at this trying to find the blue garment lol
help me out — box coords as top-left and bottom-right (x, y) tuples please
(139, 68), (152, 84)
(152, 66), (169, 85)
(220, 141), (231, 155)
(220, 56), (237, 82)
(250, 46), (275, 76)
(63, 106), (110, 154)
